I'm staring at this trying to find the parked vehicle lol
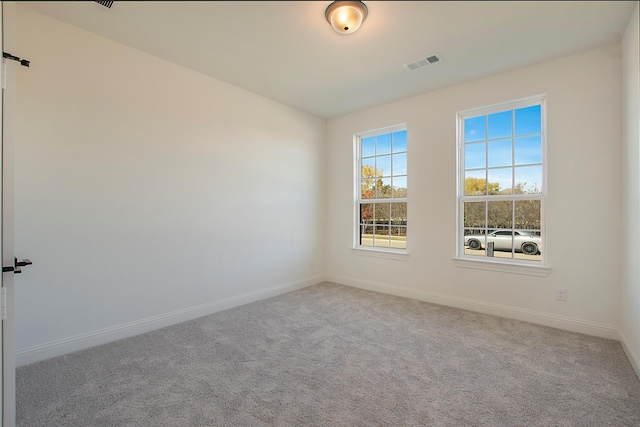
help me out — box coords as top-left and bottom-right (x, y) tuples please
(464, 230), (541, 255)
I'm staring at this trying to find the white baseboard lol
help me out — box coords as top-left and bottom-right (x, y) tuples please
(326, 275), (620, 340)
(16, 275), (325, 367)
(620, 332), (640, 380)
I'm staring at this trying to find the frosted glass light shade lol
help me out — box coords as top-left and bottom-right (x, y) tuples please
(325, 1), (368, 34)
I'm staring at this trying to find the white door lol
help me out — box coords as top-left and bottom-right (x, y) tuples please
(0, 3), (5, 425)
(1, 2), (19, 425)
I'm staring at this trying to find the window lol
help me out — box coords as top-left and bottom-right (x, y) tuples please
(356, 125), (407, 252)
(457, 96), (545, 264)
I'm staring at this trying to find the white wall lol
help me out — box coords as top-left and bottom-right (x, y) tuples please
(621, 1), (640, 378)
(326, 43), (624, 338)
(11, 3), (635, 370)
(13, 6), (325, 365)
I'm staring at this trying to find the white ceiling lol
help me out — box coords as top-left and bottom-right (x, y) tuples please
(21, 1), (637, 119)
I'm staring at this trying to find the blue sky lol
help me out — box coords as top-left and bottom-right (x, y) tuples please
(362, 130), (407, 158)
(464, 105), (542, 194)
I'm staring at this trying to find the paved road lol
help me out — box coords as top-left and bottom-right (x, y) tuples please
(359, 238), (541, 260)
(464, 247), (541, 261)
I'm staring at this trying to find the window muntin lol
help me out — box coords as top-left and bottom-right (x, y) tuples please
(356, 127), (407, 251)
(458, 98), (545, 263)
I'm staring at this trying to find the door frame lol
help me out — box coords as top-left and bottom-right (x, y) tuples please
(1, 2), (18, 425)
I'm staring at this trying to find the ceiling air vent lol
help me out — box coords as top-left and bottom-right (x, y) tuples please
(94, 0), (114, 8)
(403, 54), (441, 71)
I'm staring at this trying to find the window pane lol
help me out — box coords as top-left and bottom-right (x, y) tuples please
(487, 200), (513, 229)
(464, 201), (486, 228)
(362, 158), (378, 199)
(464, 229), (485, 256)
(362, 137), (375, 157)
(515, 200), (541, 230)
(465, 116), (486, 142)
(465, 171), (487, 196)
(362, 157), (375, 175)
(515, 105), (541, 136)
(392, 130), (407, 153)
(376, 133), (391, 155)
(374, 226), (390, 247)
(488, 167), (512, 194)
(378, 178), (392, 198)
(390, 202), (407, 225)
(392, 176), (407, 198)
(360, 203), (374, 224)
(392, 153), (407, 175)
(512, 229), (541, 259)
(515, 165), (542, 194)
(515, 136), (541, 165)
(360, 225), (374, 247)
(361, 179), (375, 199)
(376, 155), (392, 177)
(488, 110), (512, 140)
(374, 203), (390, 224)
(488, 139), (512, 168)
(465, 142), (486, 170)
(390, 226), (407, 249)
(486, 229), (514, 258)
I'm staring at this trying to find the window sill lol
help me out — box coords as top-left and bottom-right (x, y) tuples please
(352, 247), (409, 261)
(453, 257), (550, 277)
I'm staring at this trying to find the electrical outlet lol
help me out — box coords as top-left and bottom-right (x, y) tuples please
(556, 288), (567, 301)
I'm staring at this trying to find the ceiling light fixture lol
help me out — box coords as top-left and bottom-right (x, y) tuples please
(325, 1), (368, 35)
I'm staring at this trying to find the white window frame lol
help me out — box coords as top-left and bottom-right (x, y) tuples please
(353, 124), (409, 259)
(455, 95), (550, 276)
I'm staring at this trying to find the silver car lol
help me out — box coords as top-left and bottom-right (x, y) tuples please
(464, 230), (541, 255)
